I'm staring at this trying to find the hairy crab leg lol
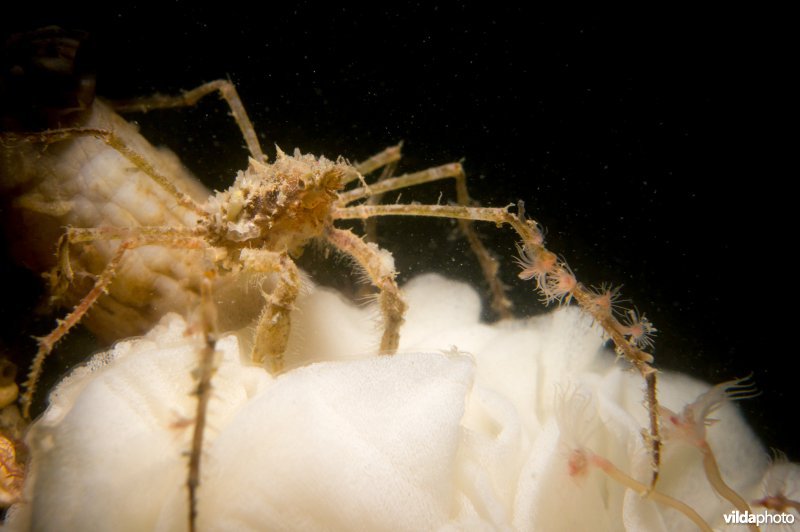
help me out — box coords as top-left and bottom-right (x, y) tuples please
(240, 250), (302, 372)
(361, 147), (402, 244)
(334, 203), (541, 250)
(108, 79), (265, 163)
(46, 225), (204, 300)
(323, 226), (407, 354)
(333, 201), (662, 485)
(349, 143), (403, 182)
(2, 128), (206, 216)
(22, 227), (206, 418)
(187, 276), (219, 532)
(338, 163), (464, 205)
(338, 162), (513, 319)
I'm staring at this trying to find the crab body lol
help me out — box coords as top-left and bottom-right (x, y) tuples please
(203, 151), (351, 254)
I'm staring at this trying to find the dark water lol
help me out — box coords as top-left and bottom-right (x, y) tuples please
(1, 9), (794, 463)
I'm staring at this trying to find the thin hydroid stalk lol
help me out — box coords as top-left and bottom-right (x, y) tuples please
(701, 442), (760, 532)
(588, 453), (713, 532)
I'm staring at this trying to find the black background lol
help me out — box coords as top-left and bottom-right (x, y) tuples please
(2, 6), (795, 460)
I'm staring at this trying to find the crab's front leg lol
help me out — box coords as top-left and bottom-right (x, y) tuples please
(22, 226), (205, 418)
(243, 250), (301, 372)
(324, 226), (407, 354)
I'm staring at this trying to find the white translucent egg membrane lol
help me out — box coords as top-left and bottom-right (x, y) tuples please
(4, 275), (796, 531)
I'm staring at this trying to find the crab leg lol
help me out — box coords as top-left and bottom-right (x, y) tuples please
(338, 164), (513, 318)
(4, 128), (206, 216)
(187, 276), (219, 532)
(348, 143), (403, 183)
(324, 226), (407, 354)
(334, 201), (662, 486)
(22, 227), (205, 418)
(108, 79), (265, 162)
(244, 251), (302, 372)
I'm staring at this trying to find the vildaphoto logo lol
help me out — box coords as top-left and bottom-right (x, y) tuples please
(723, 510), (795, 525)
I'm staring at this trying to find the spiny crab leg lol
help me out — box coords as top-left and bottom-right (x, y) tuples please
(338, 163), (513, 318)
(109, 79), (265, 163)
(324, 226), (407, 354)
(349, 143), (403, 182)
(22, 226), (206, 418)
(187, 276), (219, 532)
(338, 162), (464, 205)
(4, 128), (206, 216)
(333, 201), (662, 486)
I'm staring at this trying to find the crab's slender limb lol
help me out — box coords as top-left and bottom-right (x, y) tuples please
(333, 201), (661, 481)
(187, 275), (219, 532)
(347, 143), (403, 184)
(337, 163), (468, 206)
(244, 251), (301, 373)
(643, 372), (661, 488)
(324, 226), (407, 354)
(47, 226), (204, 301)
(21, 227), (205, 418)
(362, 149), (401, 244)
(338, 164), (513, 318)
(457, 215), (512, 319)
(347, 146), (403, 302)
(333, 203), (542, 244)
(569, 284), (662, 487)
(4, 128), (206, 216)
(108, 79), (265, 163)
